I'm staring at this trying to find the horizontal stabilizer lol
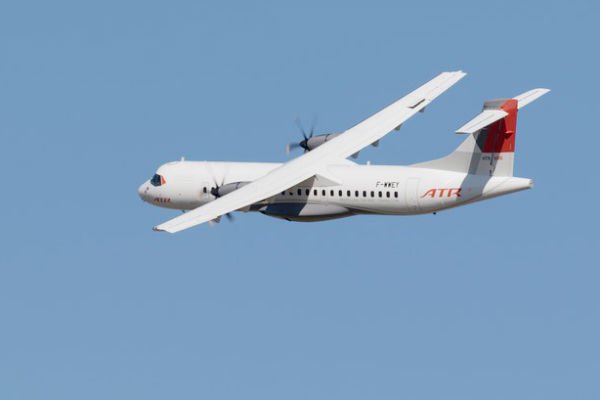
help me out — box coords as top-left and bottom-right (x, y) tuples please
(514, 88), (550, 109)
(456, 88), (550, 134)
(456, 109), (508, 134)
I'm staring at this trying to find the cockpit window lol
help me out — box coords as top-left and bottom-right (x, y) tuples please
(150, 174), (165, 187)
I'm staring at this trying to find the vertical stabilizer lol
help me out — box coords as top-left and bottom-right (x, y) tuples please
(412, 88), (549, 176)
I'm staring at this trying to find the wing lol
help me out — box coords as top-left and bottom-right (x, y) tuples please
(154, 71), (466, 233)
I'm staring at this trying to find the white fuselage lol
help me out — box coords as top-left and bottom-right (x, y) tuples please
(138, 160), (533, 222)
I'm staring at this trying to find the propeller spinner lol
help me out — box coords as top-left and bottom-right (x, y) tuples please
(286, 117), (317, 154)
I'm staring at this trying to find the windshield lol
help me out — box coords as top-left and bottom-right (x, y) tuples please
(150, 174), (165, 187)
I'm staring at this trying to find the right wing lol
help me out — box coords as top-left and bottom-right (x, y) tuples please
(154, 71), (466, 233)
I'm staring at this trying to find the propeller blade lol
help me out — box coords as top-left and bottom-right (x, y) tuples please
(286, 142), (302, 154)
(309, 115), (318, 138)
(295, 118), (308, 140)
(206, 163), (228, 197)
(289, 116), (318, 154)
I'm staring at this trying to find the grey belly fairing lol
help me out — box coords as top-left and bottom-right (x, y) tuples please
(256, 203), (354, 222)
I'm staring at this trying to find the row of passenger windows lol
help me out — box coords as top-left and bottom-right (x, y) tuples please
(281, 188), (399, 199)
(200, 186), (399, 199)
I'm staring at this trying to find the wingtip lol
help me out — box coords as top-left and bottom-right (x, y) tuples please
(441, 70), (467, 82)
(152, 225), (168, 233)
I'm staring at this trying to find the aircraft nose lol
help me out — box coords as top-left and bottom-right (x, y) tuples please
(138, 181), (150, 201)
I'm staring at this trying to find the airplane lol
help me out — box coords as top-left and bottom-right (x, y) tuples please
(138, 71), (549, 233)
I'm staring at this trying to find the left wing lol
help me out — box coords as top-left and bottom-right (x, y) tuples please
(154, 71), (466, 233)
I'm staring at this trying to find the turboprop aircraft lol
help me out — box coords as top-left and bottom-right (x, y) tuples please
(138, 71), (549, 233)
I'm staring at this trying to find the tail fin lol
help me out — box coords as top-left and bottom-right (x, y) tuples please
(413, 88), (549, 176)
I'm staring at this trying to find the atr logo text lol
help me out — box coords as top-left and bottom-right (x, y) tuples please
(421, 188), (461, 198)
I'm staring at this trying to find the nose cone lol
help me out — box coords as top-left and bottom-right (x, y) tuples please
(138, 181), (150, 202)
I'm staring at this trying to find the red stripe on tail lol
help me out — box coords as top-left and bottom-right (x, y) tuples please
(481, 99), (518, 153)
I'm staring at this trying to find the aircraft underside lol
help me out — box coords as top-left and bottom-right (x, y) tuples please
(252, 203), (355, 222)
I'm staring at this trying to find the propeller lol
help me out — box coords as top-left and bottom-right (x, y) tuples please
(207, 166), (235, 223)
(286, 116), (317, 154)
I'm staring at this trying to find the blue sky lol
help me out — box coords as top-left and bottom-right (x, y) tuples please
(1, 0), (598, 399)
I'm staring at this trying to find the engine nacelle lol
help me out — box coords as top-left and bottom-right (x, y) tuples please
(213, 181), (250, 197)
(300, 133), (378, 158)
(287, 131), (379, 158)
(303, 133), (341, 151)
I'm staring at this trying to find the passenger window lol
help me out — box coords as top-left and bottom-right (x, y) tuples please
(322, 190), (326, 196)
(378, 191), (382, 198)
(203, 187), (208, 194)
(313, 189), (317, 196)
(355, 190), (359, 197)
(394, 192), (398, 198)
(386, 192), (390, 198)
(305, 189), (310, 196)
(346, 190), (351, 197)
(297, 188), (302, 196)
(363, 191), (367, 197)
(330, 190), (334, 196)
(370, 191), (374, 197)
